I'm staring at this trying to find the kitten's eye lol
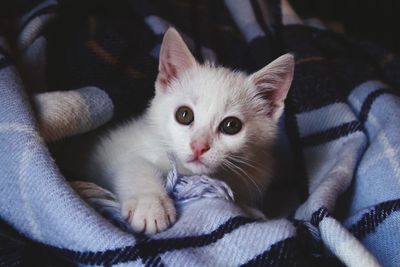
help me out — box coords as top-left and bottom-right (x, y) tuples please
(219, 117), (242, 135)
(175, 106), (194, 125)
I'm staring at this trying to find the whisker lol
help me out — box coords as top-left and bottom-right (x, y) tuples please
(228, 155), (264, 172)
(229, 154), (262, 164)
(221, 160), (253, 198)
(224, 158), (264, 198)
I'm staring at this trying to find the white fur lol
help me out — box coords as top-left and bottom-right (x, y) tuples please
(85, 28), (294, 234)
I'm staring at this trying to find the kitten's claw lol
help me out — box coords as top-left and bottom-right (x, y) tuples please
(121, 193), (176, 235)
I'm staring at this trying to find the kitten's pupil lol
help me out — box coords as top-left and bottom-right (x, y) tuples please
(219, 117), (242, 135)
(175, 106), (194, 125)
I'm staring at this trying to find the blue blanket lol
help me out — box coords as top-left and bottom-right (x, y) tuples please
(1, 0), (399, 266)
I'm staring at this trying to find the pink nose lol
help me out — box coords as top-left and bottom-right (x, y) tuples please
(190, 141), (210, 159)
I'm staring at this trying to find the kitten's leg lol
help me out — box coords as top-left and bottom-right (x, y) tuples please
(113, 159), (176, 235)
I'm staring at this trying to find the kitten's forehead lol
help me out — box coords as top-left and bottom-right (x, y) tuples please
(182, 65), (252, 112)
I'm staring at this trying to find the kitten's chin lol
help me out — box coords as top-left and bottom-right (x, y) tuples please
(183, 161), (213, 175)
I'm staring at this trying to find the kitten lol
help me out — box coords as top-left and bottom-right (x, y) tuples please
(85, 28), (294, 235)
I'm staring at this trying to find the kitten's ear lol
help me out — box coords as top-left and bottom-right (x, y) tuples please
(156, 28), (197, 92)
(250, 53), (295, 121)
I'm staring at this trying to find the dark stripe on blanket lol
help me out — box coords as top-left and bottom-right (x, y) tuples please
(19, 4), (58, 31)
(249, 0), (268, 36)
(283, 26), (380, 113)
(298, 87), (399, 148)
(0, 223), (74, 267)
(144, 255), (164, 267)
(311, 207), (330, 226)
(0, 57), (11, 70)
(349, 199), (400, 239)
(57, 216), (254, 265)
(285, 93), (309, 200)
(0, 46), (10, 58)
(240, 237), (297, 267)
(300, 121), (362, 147)
(128, 0), (157, 18)
(247, 0), (276, 68)
(359, 88), (399, 124)
(0, 239), (21, 267)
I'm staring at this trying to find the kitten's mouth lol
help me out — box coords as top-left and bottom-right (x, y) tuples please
(188, 158), (206, 166)
(186, 157), (211, 173)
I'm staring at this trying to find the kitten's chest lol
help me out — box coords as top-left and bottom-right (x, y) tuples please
(147, 152), (169, 172)
(150, 151), (192, 176)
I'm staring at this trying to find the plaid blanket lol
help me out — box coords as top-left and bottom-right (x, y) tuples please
(1, 0), (400, 266)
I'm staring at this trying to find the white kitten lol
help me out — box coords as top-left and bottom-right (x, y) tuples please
(85, 28), (294, 234)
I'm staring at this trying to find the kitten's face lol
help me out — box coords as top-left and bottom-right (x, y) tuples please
(151, 66), (277, 174)
(150, 28), (294, 175)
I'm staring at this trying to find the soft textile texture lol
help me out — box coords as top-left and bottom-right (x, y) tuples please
(1, 0), (400, 266)
(70, 157), (235, 233)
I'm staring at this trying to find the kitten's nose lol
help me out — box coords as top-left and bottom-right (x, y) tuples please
(190, 141), (210, 159)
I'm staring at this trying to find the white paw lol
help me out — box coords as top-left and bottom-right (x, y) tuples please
(121, 193), (176, 235)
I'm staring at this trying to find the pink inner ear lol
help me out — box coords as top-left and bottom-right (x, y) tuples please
(157, 28), (197, 92)
(260, 90), (282, 117)
(250, 54), (295, 118)
(159, 62), (177, 88)
(158, 77), (169, 89)
(252, 74), (291, 117)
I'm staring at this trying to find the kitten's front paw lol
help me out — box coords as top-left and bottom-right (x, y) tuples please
(121, 193), (176, 235)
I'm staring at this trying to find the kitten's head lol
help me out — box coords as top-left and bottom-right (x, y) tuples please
(150, 28), (294, 175)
